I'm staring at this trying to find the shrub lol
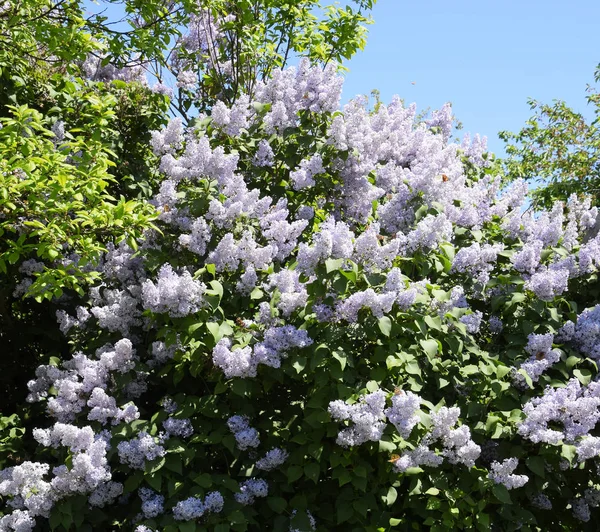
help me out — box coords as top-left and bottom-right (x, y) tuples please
(2, 59), (600, 532)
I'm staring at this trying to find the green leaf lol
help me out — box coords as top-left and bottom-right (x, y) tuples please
(420, 339), (439, 358)
(378, 316), (392, 337)
(382, 486), (397, 505)
(267, 496), (287, 513)
(287, 465), (303, 483)
(492, 484), (512, 504)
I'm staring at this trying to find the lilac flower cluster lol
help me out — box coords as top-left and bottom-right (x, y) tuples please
(141, 264), (206, 317)
(518, 379), (600, 446)
(163, 417), (194, 439)
(117, 432), (166, 470)
(488, 458), (529, 490)
(227, 416), (260, 450)
(328, 390), (387, 447)
(255, 447), (289, 471)
(515, 333), (560, 384)
(139, 487), (164, 518)
(234, 479), (269, 505)
(384, 391), (421, 439)
(289, 155), (324, 190)
(213, 326), (313, 378)
(172, 491), (224, 520)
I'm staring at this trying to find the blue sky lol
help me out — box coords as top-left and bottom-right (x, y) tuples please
(84, 0), (599, 157)
(340, 0), (600, 155)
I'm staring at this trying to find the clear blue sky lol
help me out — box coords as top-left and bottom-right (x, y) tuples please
(340, 0), (600, 155)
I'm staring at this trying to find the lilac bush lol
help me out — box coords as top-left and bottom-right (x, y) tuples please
(4, 55), (600, 532)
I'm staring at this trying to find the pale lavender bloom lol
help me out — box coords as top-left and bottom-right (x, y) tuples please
(139, 488), (164, 518)
(265, 270), (307, 316)
(179, 218), (211, 256)
(576, 436), (600, 462)
(289, 155), (324, 190)
(406, 214), (452, 252)
(227, 415), (260, 450)
(235, 479), (268, 505)
(384, 391), (421, 439)
(525, 267), (569, 301)
(142, 264), (206, 317)
(512, 240), (543, 274)
(151, 82), (173, 97)
(255, 448), (289, 471)
(117, 433), (166, 470)
(572, 499), (591, 522)
(451, 243), (503, 284)
(253, 140), (275, 167)
(173, 497), (204, 520)
(518, 349), (560, 384)
(460, 311), (483, 333)
(163, 418), (193, 439)
(204, 491), (224, 513)
(530, 493), (552, 510)
(335, 288), (396, 323)
(328, 390), (387, 447)
(212, 338), (256, 378)
(518, 379), (600, 444)
(88, 481), (123, 508)
(569, 305), (600, 360)
(489, 458), (528, 490)
(489, 316), (503, 333)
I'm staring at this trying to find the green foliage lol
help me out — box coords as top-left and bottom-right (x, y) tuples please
(500, 64), (600, 208)
(0, 104), (156, 300)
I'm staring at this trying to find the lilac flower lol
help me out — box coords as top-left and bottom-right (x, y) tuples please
(141, 264), (206, 317)
(255, 448), (289, 471)
(328, 390), (387, 447)
(235, 479), (268, 505)
(163, 418), (194, 439)
(488, 458), (528, 490)
(384, 391), (421, 439)
(117, 433), (166, 470)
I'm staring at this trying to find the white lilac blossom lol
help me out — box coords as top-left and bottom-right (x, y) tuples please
(255, 448), (289, 471)
(328, 390), (387, 447)
(488, 458), (528, 490)
(88, 481), (123, 508)
(392, 444), (444, 473)
(517, 379), (600, 444)
(117, 432), (166, 470)
(227, 416), (260, 450)
(163, 417), (194, 438)
(460, 311), (483, 333)
(173, 497), (205, 521)
(451, 243), (503, 285)
(141, 264), (206, 317)
(139, 488), (164, 518)
(426, 407), (481, 467)
(384, 391), (421, 439)
(525, 267), (569, 301)
(568, 305), (600, 360)
(289, 155), (324, 190)
(235, 479), (269, 505)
